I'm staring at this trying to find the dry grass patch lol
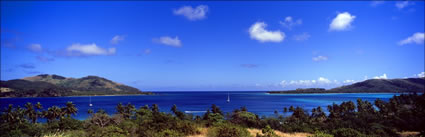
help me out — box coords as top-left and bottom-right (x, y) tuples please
(248, 128), (311, 137)
(397, 131), (420, 137)
(187, 127), (208, 137)
(187, 127), (312, 137)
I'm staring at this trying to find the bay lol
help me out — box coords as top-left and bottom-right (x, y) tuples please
(0, 92), (401, 120)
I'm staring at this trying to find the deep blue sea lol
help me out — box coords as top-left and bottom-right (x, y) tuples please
(0, 92), (401, 120)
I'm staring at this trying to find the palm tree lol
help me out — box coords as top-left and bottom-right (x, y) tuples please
(35, 102), (43, 122)
(46, 106), (62, 122)
(116, 103), (124, 115)
(88, 109), (94, 115)
(35, 102), (43, 109)
(151, 104), (159, 113)
(24, 102), (37, 123)
(63, 101), (78, 117)
(14, 106), (26, 125)
(171, 104), (178, 114)
(125, 103), (135, 119)
(3, 104), (15, 123)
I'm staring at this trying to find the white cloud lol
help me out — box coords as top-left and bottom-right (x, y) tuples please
(28, 44), (42, 52)
(396, 1), (410, 9)
(343, 80), (356, 84)
(280, 16), (302, 30)
(312, 56), (328, 61)
(249, 22), (285, 43)
(293, 32), (311, 41)
(417, 72), (425, 78)
(318, 77), (332, 84)
(110, 35), (125, 45)
(173, 5), (208, 21)
(66, 43), (116, 56)
(329, 12), (356, 31)
(153, 36), (182, 47)
(280, 77), (338, 88)
(399, 32), (424, 45)
(373, 74), (388, 79)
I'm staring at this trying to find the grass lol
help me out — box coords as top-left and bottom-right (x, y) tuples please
(186, 127), (311, 137)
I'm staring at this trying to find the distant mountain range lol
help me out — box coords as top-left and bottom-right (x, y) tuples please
(0, 74), (152, 97)
(268, 77), (425, 94)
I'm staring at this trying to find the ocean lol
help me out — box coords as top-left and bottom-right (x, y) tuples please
(0, 92), (401, 120)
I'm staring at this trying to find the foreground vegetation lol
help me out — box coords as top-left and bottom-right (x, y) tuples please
(1, 93), (424, 137)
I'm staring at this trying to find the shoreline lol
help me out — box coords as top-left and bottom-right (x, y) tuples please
(0, 92), (154, 99)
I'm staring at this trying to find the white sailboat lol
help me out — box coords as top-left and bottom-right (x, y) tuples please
(89, 95), (93, 107)
(227, 93), (230, 103)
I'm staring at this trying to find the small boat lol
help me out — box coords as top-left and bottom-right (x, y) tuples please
(89, 95), (93, 107)
(227, 93), (230, 103)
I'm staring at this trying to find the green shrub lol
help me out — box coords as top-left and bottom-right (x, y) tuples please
(207, 123), (251, 137)
(256, 125), (279, 137)
(87, 126), (128, 137)
(62, 130), (87, 137)
(331, 128), (365, 137)
(157, 129), (185, 137)
(309, 131), (334, 137)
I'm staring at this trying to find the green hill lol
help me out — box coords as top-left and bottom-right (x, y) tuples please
(1, 74), (151, 97)
(329, 78), (425, 93)
(269, 77), (425, 94)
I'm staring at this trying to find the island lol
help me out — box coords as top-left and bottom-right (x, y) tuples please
(0, 74), (153, 97)
(268, 77), (425, 94)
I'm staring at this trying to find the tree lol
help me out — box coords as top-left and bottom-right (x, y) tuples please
(151, 104), (159, 113)
(63, 101), (78, 117)
(171, 104), (178, 114)
(171, 104), (185, 120)
(116, 103), (125, 115)
(289, 106), (295, 112)
(88, 109), (94, 115)
(241, 106), (248, 112)
(124, 103), (135, 119)
(24, 102), (37, 123)
(45, 106), (63, 122)
(211, 104), (223, 115)
(3, 104), (14, 123)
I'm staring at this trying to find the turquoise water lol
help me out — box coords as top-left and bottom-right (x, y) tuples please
(0, 92), (401, 120)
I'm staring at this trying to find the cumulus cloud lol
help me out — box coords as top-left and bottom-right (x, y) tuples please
(396, 1), (410, 9)
(280, 77), (338, 88)
(312, 56), (328, 61)
(153, 36), (182, 47)
(399, 32), (424, 45)
(417, 72), (425, 78)
(293, 32), (311, 41)
(329, 12), (356, 31)
(110, 35), (125, 45)
(240, 64), (259, 68)
(173, 5), (208, 21)
(280, 16), (302, 30)
(373, 74), (388, 79)
(65, 43), (116, 56)
(28, 44), (42, 52)
(249, 22), (285, 43)
(343, 80), (356, 84)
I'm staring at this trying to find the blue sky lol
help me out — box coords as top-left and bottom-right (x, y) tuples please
(1, 1), (424, 91)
